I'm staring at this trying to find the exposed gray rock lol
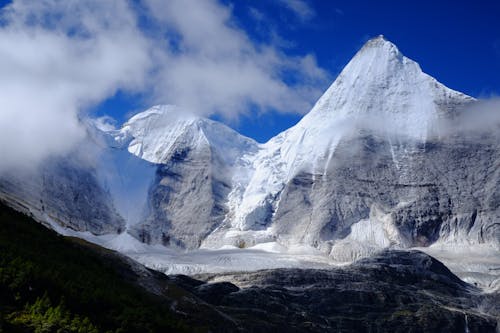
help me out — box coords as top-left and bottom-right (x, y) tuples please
(190, 250), (499, 332)
(0, 158), (124, 234)
(1, 36), (498, 263)
(130, 142), (232, 248)
(272, 131), (500, 253)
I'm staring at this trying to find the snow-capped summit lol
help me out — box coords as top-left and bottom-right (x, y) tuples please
(116, 105), (197, 163)
(287, 36), (471, 165)
(279, 35), (473, 153)
(113, 105), (257, 166)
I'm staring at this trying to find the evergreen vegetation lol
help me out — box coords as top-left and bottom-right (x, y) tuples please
(0, 203), (191, 332)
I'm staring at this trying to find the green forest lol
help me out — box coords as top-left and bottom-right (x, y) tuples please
(0, 203), (193, 333)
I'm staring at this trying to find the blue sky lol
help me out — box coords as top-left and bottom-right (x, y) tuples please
(236, 0), (500, 96)
(100, 0), (500, 142)
(1, 0), (499, 146)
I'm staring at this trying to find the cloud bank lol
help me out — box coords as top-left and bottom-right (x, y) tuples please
(0, 0), (151, 172)
(0, 0), (329, 172)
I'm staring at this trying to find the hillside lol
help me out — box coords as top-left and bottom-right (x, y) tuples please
(0, 202), (235, 332)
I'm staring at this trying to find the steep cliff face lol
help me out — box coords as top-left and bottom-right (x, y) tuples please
(115, 105), (258, 249)
(224, 35), (474, 233)
(270, 132), (500, 260)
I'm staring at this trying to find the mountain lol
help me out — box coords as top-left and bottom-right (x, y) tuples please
(1, 202), (498, 332)
(0, 36), (498, 270)
(204, 36), (499, 258)
(111, 105), (258, 248)
(226, 35), (474, 235)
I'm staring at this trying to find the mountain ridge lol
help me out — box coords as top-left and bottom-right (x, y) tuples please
(0, 36), (498, 287)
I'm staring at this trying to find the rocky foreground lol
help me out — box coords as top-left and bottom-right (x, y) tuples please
(173, 250), (499, 332)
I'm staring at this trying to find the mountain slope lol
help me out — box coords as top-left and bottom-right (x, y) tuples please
(223, 35), (475, 234)
(195, 250), (499, 332)
(0, 156), (125, 235)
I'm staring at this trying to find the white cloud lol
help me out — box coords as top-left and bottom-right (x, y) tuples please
(0, 0), (329, 173)
(442, 98), (500, 135)
(144, 0), (328, 119)
(0, 0), (152, 172)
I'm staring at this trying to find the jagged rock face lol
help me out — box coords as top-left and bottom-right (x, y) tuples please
(0, 158), (124, 234)
(203, 36), (499, 255)
(271, 132), (500, 256)
(121, 105), (258, 249)
(226, 36), (475, 234)
(39, 160), (125, 234)
(130, 142), (232, 248)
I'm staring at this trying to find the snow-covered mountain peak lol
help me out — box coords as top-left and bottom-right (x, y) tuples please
(359, 34), (401, 57)
(228, 37), (475, 232)
(303, 36), (473, 127)
(126, 105), (196, 126)
(111, 105), (197, 163)
(272, 36), (475, 154)
(112, 105), (257, 165)
(261, 37), (438, 171)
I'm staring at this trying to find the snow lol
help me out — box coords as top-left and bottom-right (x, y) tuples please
(46, 221), (500, 291)
(326, 204), (411, 262)
(128, 247), (336, 275)
(17, 185), (498, 291)
(114, 105), (199, 163)
(85, 37), (477, 252)
(113, 105), (257, 166)
(45, 223), (337, 275)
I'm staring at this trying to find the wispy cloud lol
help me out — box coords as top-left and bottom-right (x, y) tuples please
(0, 0), (329, 172)
(276, 0), (315, 22)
